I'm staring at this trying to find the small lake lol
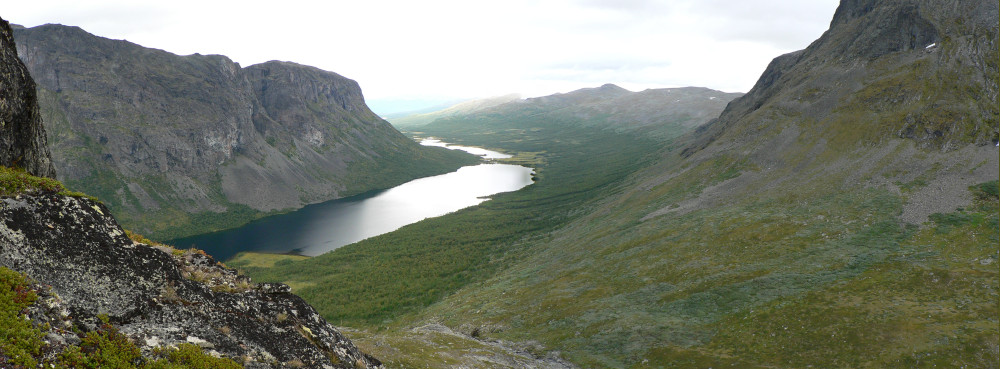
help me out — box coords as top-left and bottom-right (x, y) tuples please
(169, 141), (533, 261)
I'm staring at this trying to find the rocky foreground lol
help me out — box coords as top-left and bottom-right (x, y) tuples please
(1, 190), (383, 368)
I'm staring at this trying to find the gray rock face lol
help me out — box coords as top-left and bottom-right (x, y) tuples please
(0, 191), (383, 368)
(0, 18), (55, 178)
(12, 24), (470, 239)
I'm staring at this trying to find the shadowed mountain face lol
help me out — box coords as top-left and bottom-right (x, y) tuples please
(0, 20), (55, 178)
(13, 24), (474, 239)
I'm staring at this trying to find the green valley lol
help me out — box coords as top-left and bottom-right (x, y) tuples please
(235, 0), (998, 367)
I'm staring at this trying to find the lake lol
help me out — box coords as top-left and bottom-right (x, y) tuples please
(169, 141), (533, 261)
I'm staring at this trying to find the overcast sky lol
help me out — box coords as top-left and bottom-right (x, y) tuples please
(6, 0), (840, 115)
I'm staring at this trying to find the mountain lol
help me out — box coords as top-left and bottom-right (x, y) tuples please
(242, 0), (997, 367)
(388, 93), (522, 128)
(12, 24), (476, 239)
(408, 84), (741, 141)
(0, 21), (55, 178)
(685, 0), (997, 156)
(0, 16), (381, 368)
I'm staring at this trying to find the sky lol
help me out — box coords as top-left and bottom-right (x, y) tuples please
(6, 0), (841, 115)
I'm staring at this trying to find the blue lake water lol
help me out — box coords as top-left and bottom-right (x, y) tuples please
(169, 142), (533, 261)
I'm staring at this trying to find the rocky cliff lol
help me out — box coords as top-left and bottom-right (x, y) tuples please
(0, 20), (55, 178)
(12, 24), (474, 239)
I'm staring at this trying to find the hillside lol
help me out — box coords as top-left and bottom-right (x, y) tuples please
(242, 0), (997, 367)
(12, 24), (477, 239)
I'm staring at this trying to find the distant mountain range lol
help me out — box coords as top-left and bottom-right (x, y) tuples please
(397, 84), (742, 140)
(12, 23), (475, 239)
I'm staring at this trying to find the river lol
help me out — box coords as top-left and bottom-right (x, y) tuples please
(169, 140), (533, 260)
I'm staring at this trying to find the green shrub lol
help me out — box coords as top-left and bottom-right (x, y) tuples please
(148, 344), (241, 369)
(58, 322), (144, 369)
(57, 326), (244, 369)
(971, 180), (999, 202)
(0, 267), (45, 368)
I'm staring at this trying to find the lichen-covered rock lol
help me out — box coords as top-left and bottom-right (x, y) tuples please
(0, 17), (56, 178)
(0, 192), (383, 369)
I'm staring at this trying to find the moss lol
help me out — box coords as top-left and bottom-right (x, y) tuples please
(0, 165), (65, 196)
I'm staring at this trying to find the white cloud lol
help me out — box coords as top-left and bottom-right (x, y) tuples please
(4, 0), (840, 114)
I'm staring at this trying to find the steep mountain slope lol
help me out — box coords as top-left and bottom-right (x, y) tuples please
(12, 24), (476, 239)
(0, 21), (54, 178)
(401, 0), (998, 367)
(0, 16), (381, 367)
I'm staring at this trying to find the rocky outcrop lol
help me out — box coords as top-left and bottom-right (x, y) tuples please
(684, 0), (999, 156)
(0, 18), (55, 178)
(12, 24), (472, 239)
(0, 191), (383, 368)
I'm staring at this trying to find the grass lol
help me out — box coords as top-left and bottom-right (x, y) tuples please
(0, 166), (97, 201)
(227, 252), (310, 269)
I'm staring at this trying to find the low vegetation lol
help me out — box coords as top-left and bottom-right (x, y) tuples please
(0, 267), (241, 369)
(0, 165), (95, 200)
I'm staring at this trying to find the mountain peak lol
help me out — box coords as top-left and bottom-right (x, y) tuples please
(684, 0), (998, 157)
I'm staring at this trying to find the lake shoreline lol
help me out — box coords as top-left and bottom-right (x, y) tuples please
(170, 140), (535, 261)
